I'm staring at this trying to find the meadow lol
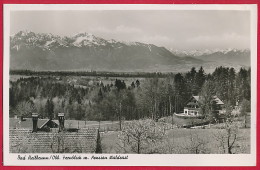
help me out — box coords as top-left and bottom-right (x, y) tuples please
(101, 125), (251, 154)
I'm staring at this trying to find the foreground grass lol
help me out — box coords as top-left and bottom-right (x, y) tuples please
(64, 116), (251, 154)
(101, 127), (251, 154)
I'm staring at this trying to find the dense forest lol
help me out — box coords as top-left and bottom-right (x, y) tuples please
(9, 66), (251, 121)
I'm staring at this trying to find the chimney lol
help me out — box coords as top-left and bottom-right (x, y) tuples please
(32, 113), (38, 133)
(58, 113), (65, 132)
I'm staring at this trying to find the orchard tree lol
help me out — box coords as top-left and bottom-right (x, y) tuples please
(215, 117), (240, 154)
(182, 132), (209, 154)
(118, 119), (165, 154)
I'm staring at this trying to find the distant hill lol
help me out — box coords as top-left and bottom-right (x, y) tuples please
(170, 48), (250, 66)
(10, 31), (203, 72)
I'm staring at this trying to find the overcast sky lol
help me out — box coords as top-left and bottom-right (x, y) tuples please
(10, 10), (250, 50)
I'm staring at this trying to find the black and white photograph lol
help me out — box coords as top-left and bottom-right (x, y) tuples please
(3, 4), (257, 166)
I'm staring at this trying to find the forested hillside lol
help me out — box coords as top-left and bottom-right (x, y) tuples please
(9, 66), (251, 121)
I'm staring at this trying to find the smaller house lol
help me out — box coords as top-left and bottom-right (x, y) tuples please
(9, 113), (100, 153)
(183, 96), (224, 116)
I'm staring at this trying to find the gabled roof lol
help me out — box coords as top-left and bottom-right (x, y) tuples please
(9, 128), (98, 153)
(187, 95), (224, 105)
(9, 118), (57, 129)
(187, 102), (198, 106)
(193, 96), (200, 101)
(213, 96), (224, 105)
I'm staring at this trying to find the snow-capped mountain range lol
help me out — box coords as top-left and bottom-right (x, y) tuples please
(170, 48), (250, 57)
(11, 31), (157, 50)
(10, 31), (250, 72)
(170, 48), (250, 67)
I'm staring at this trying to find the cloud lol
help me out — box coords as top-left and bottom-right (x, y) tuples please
(138, 35), (175, 47)
(186, 33), (249, 49)
(115, 25), (142, 34)
(187, 32), (247, 43)
(90, 27), (111, 33)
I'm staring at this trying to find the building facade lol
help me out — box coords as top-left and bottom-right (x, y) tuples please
(183, 96), (224, 116)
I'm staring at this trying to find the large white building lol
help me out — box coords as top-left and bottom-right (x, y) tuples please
(183, 96), (224, 116)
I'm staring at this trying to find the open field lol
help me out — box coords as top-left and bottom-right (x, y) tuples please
(101, 127), (251, 154)
(160, 115), (206, 127)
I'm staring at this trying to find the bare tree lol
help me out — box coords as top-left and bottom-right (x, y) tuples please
(214, 118), (240, 154)
(180, 131), (209, 154)
(118, 119), (165, 154)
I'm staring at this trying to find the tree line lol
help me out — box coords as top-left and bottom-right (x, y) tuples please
(10, 69), (172, 78)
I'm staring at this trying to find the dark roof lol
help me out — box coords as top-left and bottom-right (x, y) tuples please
(53, 120), (97, 129)
(9, 118), (57, 129)
(193, 96), (200, 101)
(188, 96), (224, 105)
(9, 128), (98, 153)
(187, 102), (198, 106)
(212, 96), (224, 105)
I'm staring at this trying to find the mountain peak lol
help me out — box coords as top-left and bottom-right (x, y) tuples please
(10, 30), (197, 72)
(14, 30), (35, 37)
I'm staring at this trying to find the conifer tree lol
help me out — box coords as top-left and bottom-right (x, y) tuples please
(95, 130), (102, 153)
(45, 99), (54, 120)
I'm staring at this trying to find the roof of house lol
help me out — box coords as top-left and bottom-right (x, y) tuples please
(10, 118), (104, 130)
(212, 96), (224, 105)
(53, 120), (95, 129)
(9, 118), (57, 129)
(191, 95), (224, 105)
(9, 128), (98, 153)
(187, 102), (198, 106)
(193, 96), (200, 101)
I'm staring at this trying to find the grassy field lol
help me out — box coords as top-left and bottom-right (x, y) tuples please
(160, 115), (207, 127)
(60, 116), (251, 154)
(101, 126), (251, 154)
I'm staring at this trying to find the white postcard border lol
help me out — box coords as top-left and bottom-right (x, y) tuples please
(3, 4), (257, 166)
